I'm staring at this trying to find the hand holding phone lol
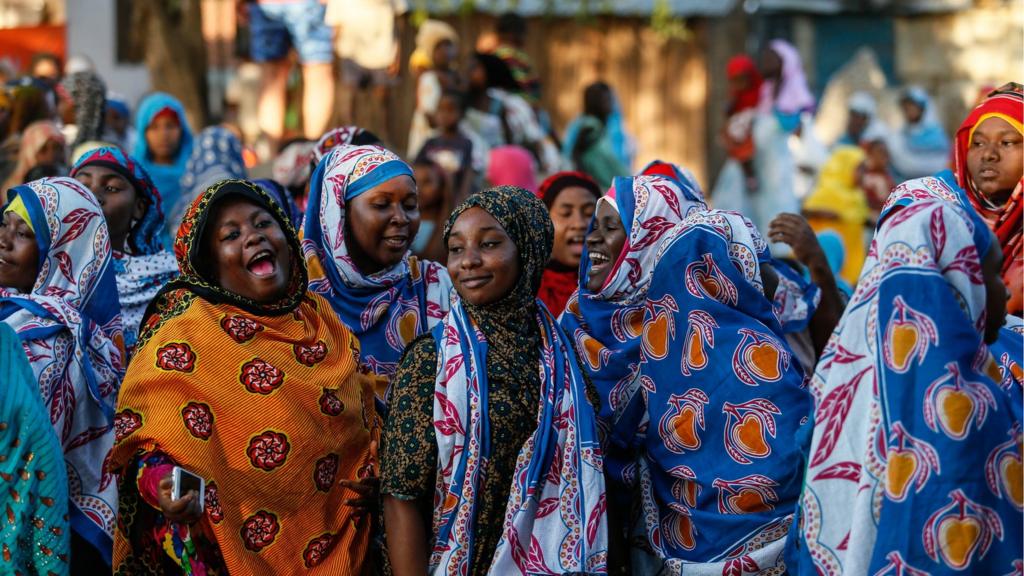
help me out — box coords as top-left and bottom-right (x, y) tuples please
(157, 467), (205, 524)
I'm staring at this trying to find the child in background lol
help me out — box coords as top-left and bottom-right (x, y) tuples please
(415, 90), (478, 202)
(858, 135), (895, 222)
(410, 158), (450, 263)
(802, 145), (870, 287)
(722, 55), (762, 191)
(407, 19), (459, 158)
(569, 82), (628, 189)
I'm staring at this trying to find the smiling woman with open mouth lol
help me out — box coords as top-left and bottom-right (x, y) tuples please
(535, 171), (601, 316)
(301, 144), (452, 416)
(110, 179), (377, 575)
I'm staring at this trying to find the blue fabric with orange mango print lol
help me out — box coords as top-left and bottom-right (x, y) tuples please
(559, 172), (706, 489)
(789, 176), (1022, 574)
(635, 209), (811, 574)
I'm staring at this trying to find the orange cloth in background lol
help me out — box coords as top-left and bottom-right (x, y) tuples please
(110, 289), (377, 575)
(0, 25), (65, 73)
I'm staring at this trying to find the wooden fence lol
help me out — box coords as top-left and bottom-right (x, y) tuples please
(365, 13), (712, 186)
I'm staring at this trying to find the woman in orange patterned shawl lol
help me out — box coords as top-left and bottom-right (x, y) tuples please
(110, 179), (377, 575)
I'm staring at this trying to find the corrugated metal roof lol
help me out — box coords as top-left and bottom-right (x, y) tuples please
(756, 0), (971, 13)
(417, 0), (738, 17)
(417, 0), (972, 16)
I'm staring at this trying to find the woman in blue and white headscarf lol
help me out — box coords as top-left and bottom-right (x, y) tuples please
(889, 86), (951, 181)
(172, 125), (247, 235)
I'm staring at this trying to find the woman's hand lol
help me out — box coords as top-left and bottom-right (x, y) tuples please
(769, 213), (827, 268)
(157, 474), (203, 525)
(339, 476), (380, 515)
(340, 440), (379, 516)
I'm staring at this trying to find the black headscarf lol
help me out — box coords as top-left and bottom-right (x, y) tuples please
(139, 180), (308, 343)
(443, 185), (554, 365)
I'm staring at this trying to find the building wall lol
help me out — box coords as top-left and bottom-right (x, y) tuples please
(894, 2), (1024, 132)
(66, 0), (149, 109)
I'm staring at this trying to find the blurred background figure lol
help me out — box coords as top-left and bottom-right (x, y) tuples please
(104, 91), (133, 150)
(2, 119), (65, 189)
(407, 18), (459, 158)
(889, 85), (950, 180)
(710, 55), (763, 200)
(248, 0), (336, 148)
(564, 81), (632, 188)
(327, 0), (407, 138)
(835, 90), (885, 148)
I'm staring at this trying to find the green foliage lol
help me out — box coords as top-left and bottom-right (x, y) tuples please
(651, 0), (691, 41)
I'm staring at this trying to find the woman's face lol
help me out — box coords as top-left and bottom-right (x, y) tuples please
(205, 196), (292, 304)
(0, 210), (39, 293)
(58, 96), (75, 125)
(433, 39), (456, 69)
(345, 175), (420, 275)
(447, 206), (519, 306)
(584, 199), (627, 293)
(145, 114), (183, 163)
(900, 99), (923, 124)
(413, 164), (443, 209)
(549, 186), (596, 269)
(760, 48), (781, 79)
(35, 138), (64, 167)
(981, 230), (1009, 345)
(468, 58), (487, 89)
(728, 72), (750, 96)
(967, 116), (1023, 205)
(74, 165), (146, 252)
(105, 107), (128, 137)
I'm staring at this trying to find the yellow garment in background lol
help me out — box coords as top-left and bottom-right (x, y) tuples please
(804, 146), (869, 286)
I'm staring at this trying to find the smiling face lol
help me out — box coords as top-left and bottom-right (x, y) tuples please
(981, 230), (1009, 345)
(204, 196), (291, 304)
(967, 115), (1023, 206)
(0, 210), (39, 293)
(74, 165), (147, 253)
(345, 175), (420, 275)
(584, 199), (627, 293)
(447, 207), (520, 306)
(549, 186), (596, 269)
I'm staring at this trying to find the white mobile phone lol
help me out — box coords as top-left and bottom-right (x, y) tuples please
(172, 466), (205, 509)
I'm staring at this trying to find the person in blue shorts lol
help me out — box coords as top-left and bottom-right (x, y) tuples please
(247, 0), (336, 146)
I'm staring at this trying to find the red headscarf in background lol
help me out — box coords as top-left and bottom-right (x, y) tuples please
(535, 171), (602, 316)
(726, 55), (763, 114)
(953, 82), (1023, 315)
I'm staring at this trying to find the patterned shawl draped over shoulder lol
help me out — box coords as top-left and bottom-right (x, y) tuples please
(110, 180), (377, 575)
(0, 322), (71, 575)
(791, 176), (1021, 575)
(634, 208), (810, 574)
(71, 146), (179, 353)
(301, 144), (451, 403)
(0, 177), (125, 563)
(560, 165), (706, 472)
(431, 186), (608, 574)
